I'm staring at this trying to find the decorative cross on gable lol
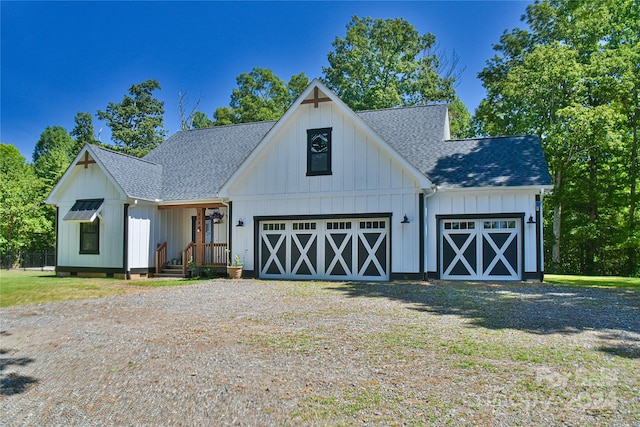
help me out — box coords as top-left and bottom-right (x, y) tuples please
(77, 151), (96, 169)
(301, 86), (331, 108)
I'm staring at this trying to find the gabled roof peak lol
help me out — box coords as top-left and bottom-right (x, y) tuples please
(180, 120), (278, 133)
(89, 143), (160, 167)
(446, 134), (534, 143)
(357, 103), (448, 114)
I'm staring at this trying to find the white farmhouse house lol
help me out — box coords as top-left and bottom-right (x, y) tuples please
(46, 80), (552, 281)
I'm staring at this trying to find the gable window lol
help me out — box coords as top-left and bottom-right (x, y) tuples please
(80, 219), (100, 254)
(307, 127), (332, 176)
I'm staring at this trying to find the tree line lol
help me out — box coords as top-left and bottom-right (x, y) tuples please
(474, 0), (638, 276)
(1, 5), (638, 276)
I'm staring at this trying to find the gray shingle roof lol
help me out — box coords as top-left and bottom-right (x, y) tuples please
(89, 145), (163, 200)
(91, 104), (550, 202)
(425, 135), (553, 188)
(358, 107), (552, 188)
(358, 105), (449, 179)
(143, 121), (275, 200)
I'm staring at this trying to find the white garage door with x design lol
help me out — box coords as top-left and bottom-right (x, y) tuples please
(259, 218), (389, 281)
(440, 218), (521, 281)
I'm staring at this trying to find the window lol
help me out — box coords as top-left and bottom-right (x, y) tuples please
(293, 222), (316, 230)
(263, 223), (286, 231)
(360, 221), (386, 229)
(307, 127), (332, 176)
(80, 219), (100, 254)
(444, 221), (475, 230)
(483, 220), (516, 230)
(327, 221), (352, 230)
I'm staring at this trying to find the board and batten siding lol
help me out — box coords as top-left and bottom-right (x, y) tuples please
(424, 189), (541, 275)
(127, 202), (157, 270)
(53, 164), (125, 268)
(154, 208), (194, 264)
(227, 101), (423, 274)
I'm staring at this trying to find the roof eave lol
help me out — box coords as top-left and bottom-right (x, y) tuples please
(157, 197), (229, 206)
(435, 184), (553, 193)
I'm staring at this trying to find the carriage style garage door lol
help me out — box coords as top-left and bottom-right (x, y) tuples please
(440, 218), (522, 281)
(259, 218), (389, 281)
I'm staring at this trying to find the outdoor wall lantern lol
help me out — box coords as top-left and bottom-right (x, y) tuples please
(527, 214), (536, 224)
(236, 219), (245, 227)
(401, 214), (410, 224)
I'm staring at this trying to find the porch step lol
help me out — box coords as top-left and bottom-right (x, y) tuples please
(155, 264), (186, 278)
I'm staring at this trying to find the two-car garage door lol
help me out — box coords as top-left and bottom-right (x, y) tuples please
(440, 218), (522, 281)
(259, 217), (389, 281)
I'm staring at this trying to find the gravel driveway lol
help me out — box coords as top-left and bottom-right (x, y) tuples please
(1, 280), (639, 426)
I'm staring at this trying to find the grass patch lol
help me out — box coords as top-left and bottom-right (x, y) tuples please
(545, 274), (640, 289)
(0, 269), (203, 307)
(250, 330), (333, 353)
(365, 324), (605, 368)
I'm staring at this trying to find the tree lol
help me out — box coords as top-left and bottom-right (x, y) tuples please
(32, 125), (75, 189)
(97, 79), (166, 157)
(322, 16), (466, 125)
(31, 126), (75, 253)
(0, 144), (51, 266)
(474, 0), (639, 276)
(322, 16), (470, 138)
(178, 91), (202, 131)
(70, 111), (97, 154)
(192, 111), (215, 129)
(213, 68), (309, 125)
(448, 96), (474, 139)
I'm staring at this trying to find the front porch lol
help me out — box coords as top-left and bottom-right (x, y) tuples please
(153, 204), (229, 277)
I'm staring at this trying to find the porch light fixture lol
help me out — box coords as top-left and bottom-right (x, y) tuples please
(236, 219), (244, 227)
(527, 215), (536, 224)
(401, 214), (410, 224)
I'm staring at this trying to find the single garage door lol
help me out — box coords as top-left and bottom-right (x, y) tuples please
(440, 218), (521, 281)
(259, 218), (389, 281)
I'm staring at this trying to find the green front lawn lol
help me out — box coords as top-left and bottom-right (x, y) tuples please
(2, 270), (637, 308)
(545, 274), (640, 289)
(0, 269), (203, 307)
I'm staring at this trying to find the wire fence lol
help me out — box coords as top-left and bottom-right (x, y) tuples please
(1, 251), (55, 270)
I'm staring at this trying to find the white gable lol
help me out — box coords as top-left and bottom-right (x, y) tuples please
(46, 146), (125, 205)
(221, 80), (430, 199)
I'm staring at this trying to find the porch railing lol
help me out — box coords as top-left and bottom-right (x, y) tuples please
(183, 242), (227, 275)
(155, 242), (167, 274)
(182, 242), (195, 277)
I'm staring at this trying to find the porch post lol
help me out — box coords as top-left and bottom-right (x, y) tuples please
(196, 207), (205, 266)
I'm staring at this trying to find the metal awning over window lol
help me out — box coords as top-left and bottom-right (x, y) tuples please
(63, 199), (104, 222)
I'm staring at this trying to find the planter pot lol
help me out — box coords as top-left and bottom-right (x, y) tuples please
(227, 266), (243, 279)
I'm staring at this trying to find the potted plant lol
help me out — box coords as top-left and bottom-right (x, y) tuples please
(210, 211), (224, 224)
(187, 257), (196, 278)
(226, 250), (243, 279)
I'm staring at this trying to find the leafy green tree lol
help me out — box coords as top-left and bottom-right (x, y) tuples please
(213, 68), (309, 125)
(31, 126), (75, 252)
(0, 144), (52, 266)
(32, 125), (75, 189)
(475, 0), (639, 276)
(70, 111), (97, 154)
(97, 79), (166, 156)
(448, 96), (474, 139)
(192, 111), (215, 129)
(322, 16), (469, 138)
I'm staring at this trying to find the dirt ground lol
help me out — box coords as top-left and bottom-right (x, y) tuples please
(1, 279), (639, 426)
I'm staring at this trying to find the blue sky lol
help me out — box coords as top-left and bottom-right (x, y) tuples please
(1, 1), (530, 160)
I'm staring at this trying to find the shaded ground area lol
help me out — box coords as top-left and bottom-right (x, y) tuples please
(332, 281), (640, 335)
(1, 280), (639, 426)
